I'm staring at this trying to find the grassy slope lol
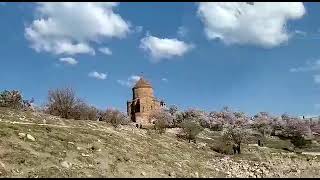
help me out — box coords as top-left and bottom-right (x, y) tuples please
(0, 108), (223, 178)
(0, 107), (320, 178)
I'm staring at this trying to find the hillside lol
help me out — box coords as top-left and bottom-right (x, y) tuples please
(1, 107), (320, 178)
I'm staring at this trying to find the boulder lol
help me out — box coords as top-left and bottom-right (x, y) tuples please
(61, 161), (72, 168)
(26, 134), (35, 141)
(18, 133), (26, 139)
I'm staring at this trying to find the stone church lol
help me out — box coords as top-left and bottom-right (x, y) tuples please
(127, 77), (166, 127)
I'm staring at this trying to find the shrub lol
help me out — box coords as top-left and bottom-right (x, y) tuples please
(291, 135), (312, 148)
(179, 119), (204, 143)
(154, 118), (167, 134)
(100, 109), (129, 128)
(0, 90), (24, 109)
(72, 102), (99, 121)
(210, 141), (233, 155)
(46, 87), (82, 119)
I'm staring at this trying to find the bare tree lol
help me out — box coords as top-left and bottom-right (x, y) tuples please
(100, 108), (129, 128)
(72, 102), (99, 121)
(46, 87), (82, 119)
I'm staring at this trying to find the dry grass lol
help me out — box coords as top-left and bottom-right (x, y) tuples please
(1, 107), (320, 178)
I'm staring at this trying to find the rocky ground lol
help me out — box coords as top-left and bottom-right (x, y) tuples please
(0, 107), (320, 178)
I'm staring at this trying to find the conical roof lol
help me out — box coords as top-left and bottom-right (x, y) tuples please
(133, 77), (152, 88)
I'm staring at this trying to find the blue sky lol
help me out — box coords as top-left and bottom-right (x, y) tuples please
(0, 2), (320, 116)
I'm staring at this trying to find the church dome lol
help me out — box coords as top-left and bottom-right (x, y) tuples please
(133, 77), (152, 88)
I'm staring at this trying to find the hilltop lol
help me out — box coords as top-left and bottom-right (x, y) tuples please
(0, 107), (320, 178)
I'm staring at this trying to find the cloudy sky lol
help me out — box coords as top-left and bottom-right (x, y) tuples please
(0, 2), (319, 116)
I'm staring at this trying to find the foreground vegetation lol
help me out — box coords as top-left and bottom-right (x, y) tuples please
(0, 107), (320, 178)
(1, 88), (320, 177)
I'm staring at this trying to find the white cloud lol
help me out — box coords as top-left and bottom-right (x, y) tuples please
(290, 60), (320, 72)
(88, 71), (107, 80)
(25, 2), (130, 55)
(197, 2), (305, 48)
(140, 34), (194, 62)
(117, 75), (140, 87)
(59, 57), (78, 65)
(161, 78), (168, 82)
(177, 26), (188, 37)
(314, 74), (320, 84)
(99, 47), (112, 55)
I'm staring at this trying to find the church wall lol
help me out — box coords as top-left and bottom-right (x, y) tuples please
(127, 78), (165, 126)
(133, 87), (154, 99)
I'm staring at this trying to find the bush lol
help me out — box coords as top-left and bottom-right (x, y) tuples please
(100, 109), (129, 128)
(291, 135), (312, 148)
(72, 102), (99, 121)
(210, 142), (233, 155)
(46, 87), (82, 119)
(0, 90), (24, 109)
(154, 118), (167, 134)
(179, 119), (204, 143)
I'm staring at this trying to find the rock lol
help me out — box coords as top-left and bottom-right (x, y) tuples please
(0, 161), (5, 168)
(26, 134), (35, 141)
(61, 161), (72, 168)
(81, 153), (89, 157)
(168, 171), (176, 177)
(18, 133), (26, 138)
(141, 171), (146, 176)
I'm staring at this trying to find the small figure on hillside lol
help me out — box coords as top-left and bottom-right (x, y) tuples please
(258, 139), (264, 147)
(237, 145), (241, 154)
(233, 144), (238, 154)
(23, 97), (35, 111)
(233, 144), (237, 154)
(233, 144), (241, 154)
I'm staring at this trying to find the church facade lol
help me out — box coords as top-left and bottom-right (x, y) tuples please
(127, 77), (166, 126)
